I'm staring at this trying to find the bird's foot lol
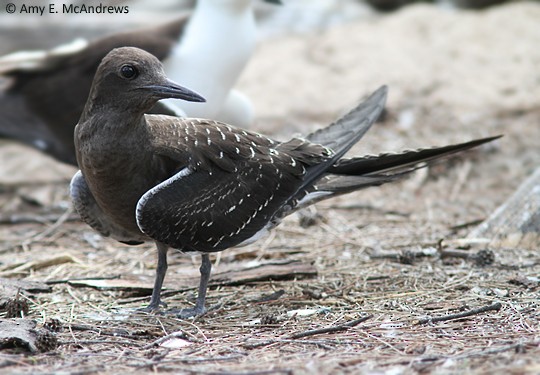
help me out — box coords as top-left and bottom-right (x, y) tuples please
(138, 300), (168, 313)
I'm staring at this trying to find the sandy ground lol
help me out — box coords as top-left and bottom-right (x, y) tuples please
(0, 2), (539, 374)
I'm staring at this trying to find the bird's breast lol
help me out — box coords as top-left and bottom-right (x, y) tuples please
(76, 129), (162, 235)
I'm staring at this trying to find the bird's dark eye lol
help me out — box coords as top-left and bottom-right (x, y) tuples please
(120, 64), (138, 79)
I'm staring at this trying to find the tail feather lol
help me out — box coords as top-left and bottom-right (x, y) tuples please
(329, 136), (502, 176)
(292, 173), (406, 210)
(289, 135), (502, 211)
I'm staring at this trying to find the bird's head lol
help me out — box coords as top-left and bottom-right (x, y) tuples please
(86, 46), (205, 114)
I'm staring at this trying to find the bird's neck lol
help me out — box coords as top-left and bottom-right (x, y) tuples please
(76, 107), (149, 159)
(80, 86), (149, 125)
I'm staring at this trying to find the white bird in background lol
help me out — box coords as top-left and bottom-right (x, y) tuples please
(163, 0), (281, 127)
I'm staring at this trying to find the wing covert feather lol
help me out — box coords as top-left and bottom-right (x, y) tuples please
(136, 162), (298, 251)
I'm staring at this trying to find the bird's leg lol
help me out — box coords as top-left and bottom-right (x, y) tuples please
(193, 253), (212, 314)
(170, 253), (212, 319)
(139, 241), (169, 312)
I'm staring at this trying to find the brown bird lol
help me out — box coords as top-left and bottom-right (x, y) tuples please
(71, 47), (500, 318)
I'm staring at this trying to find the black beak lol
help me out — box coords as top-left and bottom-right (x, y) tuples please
(144, 79), (206, 103)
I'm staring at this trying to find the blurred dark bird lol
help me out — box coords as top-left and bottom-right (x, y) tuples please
(0, 0), (281, 165)
(0, 19), (185, 165)
(71, 47), (501, 318)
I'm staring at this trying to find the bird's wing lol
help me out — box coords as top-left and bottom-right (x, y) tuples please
(136, 117), (330, 252)
(0, 16), (189, 76)
(0, 87), (78, 164)
(0, 39), (88, 75)
(70, 171), (144, 244)
(269, 86), (388, 213)
(136, 85), (389, 251)
(263, 86), (388, 218)
(305, 85), (387, 154)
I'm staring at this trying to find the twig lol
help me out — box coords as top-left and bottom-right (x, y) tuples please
(128, 353), (251, 370)
(448, 219), (485, 231)
(371, 243), (495, 267)
(401, 341), (539, 366)
(243, 338), (334, 350)
(440, 249), (495, 266)
(21, 207), (74, 250)
(0, 179), (70, 193)
(437, 240), (495, 266)
(45, 275), (121, 285)
(149, 366), (292, 375)
(288, 315), (372, 339)
(416, 302), (502, 325)
(439, 249), (471, 259)
(158, 354), (245, 364)
(452, 341), (538, 360)
(365, 275), (391, 281)
(251, 289), (285, 303)
(61, 340), (144, 346)
(0, 213), (80, 226)
(327, 203), (410, 217)
(370, 249), (436, 264)
(68, 324), (152, 339)
(0, 355), (36, 368)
